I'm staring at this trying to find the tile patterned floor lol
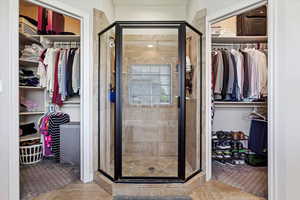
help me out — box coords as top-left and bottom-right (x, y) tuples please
(122, 156), (194, 177)
(33, 180), (265, 200)
(104, 156), (194, 177)
(212, 161), (268, 198)
(20, 160), (79, 200)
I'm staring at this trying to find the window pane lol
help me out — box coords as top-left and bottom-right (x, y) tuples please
(160, 95), (170, 103)
(128, 64), (171, 105)
(160, 66), (171, 74)
(161, 86), (170, 95)
(152, 84), (161, 95)
(160, 75), (170, 85)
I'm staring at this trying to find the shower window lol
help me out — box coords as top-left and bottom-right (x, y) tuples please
(128, 64), (171, 105)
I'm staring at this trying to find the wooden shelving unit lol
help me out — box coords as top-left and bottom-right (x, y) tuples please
(214, 101), (267, 108)
(19, 111), (45, 116)
(32, 35), (80, 42)
(19, 86), (45, 89)
(212, 36), (268, 44)
(19, 33), (81, 142)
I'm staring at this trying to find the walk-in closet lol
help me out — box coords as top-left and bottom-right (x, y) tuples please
(19, 1), (81, 199)
(211, 5), (268, 198)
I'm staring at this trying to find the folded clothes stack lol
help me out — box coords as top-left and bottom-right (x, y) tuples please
(20, 43), (43, 62)
(20, 122), (37, 136)
(20, 97), (39, 112)
(19, 68), (40, 87)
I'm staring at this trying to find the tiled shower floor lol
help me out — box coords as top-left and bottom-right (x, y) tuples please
(106, 156), (194, 177)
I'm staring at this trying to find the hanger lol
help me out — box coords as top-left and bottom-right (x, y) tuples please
(248, 107), (267, 122)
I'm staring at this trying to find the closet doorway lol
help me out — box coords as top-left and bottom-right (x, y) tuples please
(18, 0), (87, 199)
(207, 2), (271, 199)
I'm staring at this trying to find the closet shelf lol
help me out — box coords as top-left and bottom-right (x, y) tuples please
(20, 133), (41, 142)
(63, 101), (80, 104)
(212, 36), (268, 43)
(214, 101), (267, 108)
(19, 86), (45, 89)
(20, 111), (45, 116)
(32, 35), (80, 42)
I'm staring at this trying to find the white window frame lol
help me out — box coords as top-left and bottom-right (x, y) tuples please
(127, 64), (172, 106)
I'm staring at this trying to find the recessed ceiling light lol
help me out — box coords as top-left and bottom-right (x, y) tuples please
(147, 44), (154, 48)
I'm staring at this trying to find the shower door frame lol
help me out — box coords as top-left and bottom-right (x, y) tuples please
(98, 21), (203, 183)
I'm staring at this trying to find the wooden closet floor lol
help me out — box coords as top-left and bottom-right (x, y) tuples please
(32, 180), (265, 200)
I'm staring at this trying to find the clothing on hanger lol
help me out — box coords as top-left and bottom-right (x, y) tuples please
(40, 46), (81, 105)
(212, 45), (267, 102)
(39, 110), (70, 160)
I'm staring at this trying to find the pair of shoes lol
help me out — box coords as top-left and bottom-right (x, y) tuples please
(231, 141), (244, 150)
(216, 131), (227, 140)
(232, 131), (246, 140)
(233, 160), (245, 165)
(212, 133), (218, 139)
(216, 131), (233, 140)
(212, 140), (218, 149)
(217, 141), (231, 149)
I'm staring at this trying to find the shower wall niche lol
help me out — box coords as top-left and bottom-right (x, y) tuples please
(98, 21), (203, 183)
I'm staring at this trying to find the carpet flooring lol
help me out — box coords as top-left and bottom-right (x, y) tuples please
(20, 159), (80, 200)
(212, 161), (268, 198)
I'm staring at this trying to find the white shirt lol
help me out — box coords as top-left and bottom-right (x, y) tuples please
(37, 60), (47, 88)
(256, 50), (268, 97)
(44, 48), (57, 97)
(231, 49), (244, 98)
(72, 49), (80, 94)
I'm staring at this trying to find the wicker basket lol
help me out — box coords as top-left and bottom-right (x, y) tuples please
(20, 143), (43, 165)
(19, 17), (37, 36)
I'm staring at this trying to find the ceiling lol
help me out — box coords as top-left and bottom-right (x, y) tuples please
(113, 0), (190, 6)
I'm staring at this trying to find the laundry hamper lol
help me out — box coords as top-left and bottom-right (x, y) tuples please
(20, 143), (43, 165)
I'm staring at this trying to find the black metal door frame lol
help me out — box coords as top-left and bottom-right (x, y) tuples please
(98, 21), (203, 184)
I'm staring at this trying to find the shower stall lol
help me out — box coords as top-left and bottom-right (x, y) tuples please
(98, 21), (203, 183)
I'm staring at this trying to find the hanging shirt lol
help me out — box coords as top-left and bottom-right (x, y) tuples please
(44, 48), (58, 97)
(72, 49), (80, 94)
(48, 112), (70, 162)
(58, 49), (66, 95)
(66, 48), (76, 97)
(240, 50), (250, 98)
(226, 50), (235, 96)
(221, 50), (229, 99)
(61, 49), (69, 101)
(52, 50), (63, 106)
(256, 50), (268, 97)
(37, 49), (47, 88)
(231, 49), (245, 99)
(214, 51), (224, 99)
(212, 51), (219, 91)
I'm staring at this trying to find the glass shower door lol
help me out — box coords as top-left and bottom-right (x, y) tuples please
(120, 28), (180, 178)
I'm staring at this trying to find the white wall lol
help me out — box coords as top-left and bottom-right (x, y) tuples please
(46, 0), (115, 21)
(273, 0), (300, 199)
(115, 5), (186, 21)
(0, 0), (12, 199)
(187, 0), (239, 22)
